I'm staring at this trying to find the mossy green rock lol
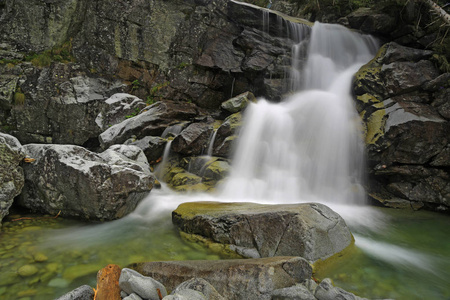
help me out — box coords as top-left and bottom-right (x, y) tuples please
(18, 265), (38, 277)
(173, 202), (354, 262)
(221, 91), (256, 113)
(171, 172), (202, 187)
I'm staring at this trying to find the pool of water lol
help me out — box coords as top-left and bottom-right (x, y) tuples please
(1, 195), (449, 300)
(0, 207), (222, 299)
(316, 207), (450, 300)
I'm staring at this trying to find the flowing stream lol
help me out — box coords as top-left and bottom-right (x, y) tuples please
(0, 20), (449, 300)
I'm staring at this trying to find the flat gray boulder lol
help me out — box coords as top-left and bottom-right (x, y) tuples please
(18, 144), (154, 221)
(129, 256), (312, 300)
(172, 202), (353, 262)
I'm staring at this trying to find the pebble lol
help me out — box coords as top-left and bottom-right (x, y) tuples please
(18, 265), (38, 277)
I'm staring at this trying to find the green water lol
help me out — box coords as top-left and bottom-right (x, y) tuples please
(0, 206), (449, 300)
(0, 210), (222, 300)
(317, 207), (450, 300)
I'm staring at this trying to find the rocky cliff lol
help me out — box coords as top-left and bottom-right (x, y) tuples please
(1, 0), (449, 214)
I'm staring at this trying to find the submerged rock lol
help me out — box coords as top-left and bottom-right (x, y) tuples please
(129, 257), (312, 300)
(18, 144), (154, 221)
(0, 133), (25, 227)
(172, 202), (353, 262)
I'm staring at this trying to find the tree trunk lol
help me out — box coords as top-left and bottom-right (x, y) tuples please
(417, 0), (450, 25)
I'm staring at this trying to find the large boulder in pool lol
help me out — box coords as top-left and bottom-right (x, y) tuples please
(172, 202), (353, 262)
(0, 133), (25, 227)
(18, 144), (155, 221)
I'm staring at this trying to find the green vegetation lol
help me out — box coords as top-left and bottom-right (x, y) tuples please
(125, 107), (141, 119)
(13, 88), (25, 106)
(145, 81), (170, 105)
(131, 79), (141, 92)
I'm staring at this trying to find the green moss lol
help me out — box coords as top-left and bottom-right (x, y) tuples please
(179, 231), (244, 259)
(26, 40), (75, 68)
(13, 91), (25, 106)
(364, 108), (386, 145)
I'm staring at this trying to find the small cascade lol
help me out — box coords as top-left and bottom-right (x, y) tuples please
(206, 129), (218, 157)
(154, 140), (173, 180)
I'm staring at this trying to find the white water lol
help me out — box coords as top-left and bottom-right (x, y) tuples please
(218, 22), (377, 209)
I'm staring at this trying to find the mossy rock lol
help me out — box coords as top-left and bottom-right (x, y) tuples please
(173, 182), (212, 192)
(171, 172), (202, 187)
(203, 160), (230, 181)
(18, 265), (38, 277)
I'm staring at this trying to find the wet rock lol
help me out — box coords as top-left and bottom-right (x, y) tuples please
(124, 293), (143, 300)
(354, 41), (450, 211)
(171, 123), (213, 156)
(221, 91), (256, 114)
(54, 285), (95, 300)
(96, 93), (146, 131)
(119, 268), (168, 300)
(130, 257), (312, 300)
(170, 278), (225, 300)
(129, 136), (167, 163)
(172, 202), (353, 262)
(315, 278), (368, 300)
(99, 101), (199, 149)
(212, 112), (243, 157)
(0, 133), (25, 227)
(271, 283), (316, 300)
(164, 289), (206, 300)
(18, 144), (154, 221)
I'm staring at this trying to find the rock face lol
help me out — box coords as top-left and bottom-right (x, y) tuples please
(18, 144), (154, 220)
(130, 257), (313, 300)
(99, 100), (200, 149)
(0, 133), (25, 227)
(172, 202), (354, 262)
(354, 42), (450, 211)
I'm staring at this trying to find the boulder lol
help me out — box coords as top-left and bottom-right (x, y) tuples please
(212, 112), (243, 157)
(129, 256), (312, 300)
(96, 93), (146, 131)
(354, 42), (450, 211)
(271, 283), (316, 300)
(0, 133), (25, 227)
(7, 65), (126, 145)
(18, 144), (154, 221)
(315, 278), (368, 300)
(171, 123), (213, 156)
(99, 101), (199, 149)
(169, 278), (225, 300)
(221, 91), (256, 114)
(172, 202), (353, 262)
(119, 268), (167, 300)
(128, 136), (167, 163)
(55, 285), (95, 300)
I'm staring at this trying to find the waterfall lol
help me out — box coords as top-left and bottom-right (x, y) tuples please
(218, 22), (378, 206)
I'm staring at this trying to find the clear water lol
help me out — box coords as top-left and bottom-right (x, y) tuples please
(316, 207), (450, 300)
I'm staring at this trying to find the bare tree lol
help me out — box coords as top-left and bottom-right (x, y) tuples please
(416, 0), (450, 25)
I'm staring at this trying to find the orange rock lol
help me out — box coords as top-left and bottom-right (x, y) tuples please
(95, 264), (122, 300)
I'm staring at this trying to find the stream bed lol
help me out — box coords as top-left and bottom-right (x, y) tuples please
(0, 201), (449, 300)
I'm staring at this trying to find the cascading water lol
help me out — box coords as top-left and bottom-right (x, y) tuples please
(9, 12), (448, 300)
(219, 22), (378, 207)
